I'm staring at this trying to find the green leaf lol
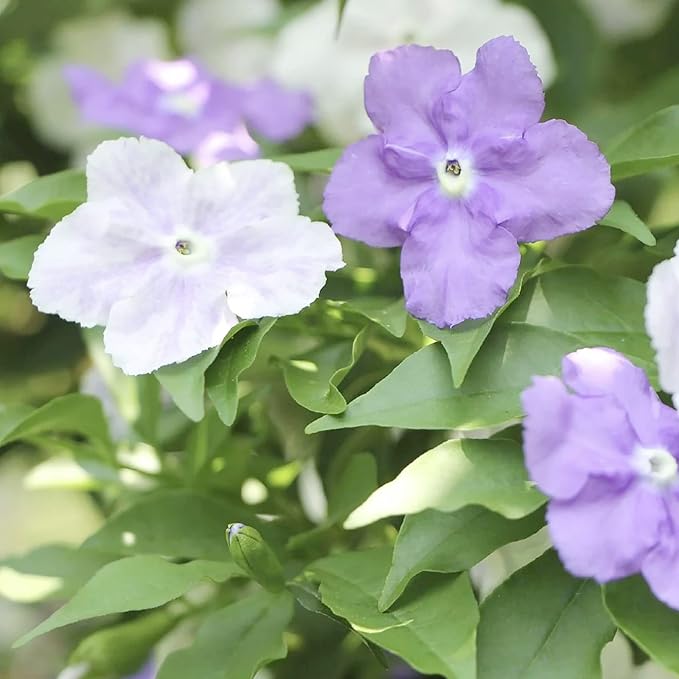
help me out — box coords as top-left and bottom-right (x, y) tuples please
(309, 548), (478, 679)
(14, 556), (242, 646)
(155, 347), (220, 422)
(329, 298), (407, 337)
(604, 576), (679, 674)
(0, 169), (86, 220)
(607, 105), (679, 180)
(282, 328), (366, 414)
(81, 489), (264, 561)
(599, 200), (656, 246)
(344, 439), (544, 529)
(380, 506), (545, 611)
(205, 318), (276, 426)
(157, 589), (294, 679)
(308, 267), (652, 433)
(419, 261), (534, 387)
(0, 395), (112, 457)
(477, 550), (615, 679)
(0, 234), (44, 280)
(272, 148), (342, 174)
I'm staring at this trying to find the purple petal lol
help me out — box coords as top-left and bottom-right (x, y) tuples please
(642, 497), (679, 610)
(242, 78), (313, 142)
(480, 119), (615, 242)
(323, 136), (429, 247)
(364, 45), (459, 155)
(441, 36), (544, 143)
(522, 373), (638, 500)
(561, 348), (679, 451)
(400, 198), (520, 327)
(548, 480), (666, 582)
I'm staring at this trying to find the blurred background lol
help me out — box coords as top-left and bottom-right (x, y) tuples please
(1, 0), (679, 677)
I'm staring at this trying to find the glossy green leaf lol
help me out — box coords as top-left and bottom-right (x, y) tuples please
(157, 589), (293, 679)
(607, 105), (679, 180)
(599, 200), (656, 246)
(419, 261), (535, 387)
(282, 328), (366, 414)
(344, 439), (544, 529)
(604, 576), (679, 674)
(0, 169), (86, 221)
(309, 548), (478, 679)
(206, 318), (276, 426)
(477, 550), (615, 679)
(0, 234), (44, 280)
(15, 556), (242, 646)
(81, 489), (263, 561)
(380, 506), (545, 611)
(308, 267), (652, 433)
(272, 148), (342, 174)
(155, 347), (220, 422)
(329, 298), (407, 337)
(0, 394), (112, 457)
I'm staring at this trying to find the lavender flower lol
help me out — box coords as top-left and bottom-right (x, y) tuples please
(324, 38), (615, 328)
(65, 58), (312, 164)
(28, 137), (343, 375)
(521, 347), (679, 609)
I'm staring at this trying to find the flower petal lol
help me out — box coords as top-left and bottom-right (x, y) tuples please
(480, 119), (615, 242)
(548, 479), (665, 582)
(523, 374), (639, 501)
(646, 258), (679, 408)
(222, 215), (344, 319)
(86, 137), (191, 225)
(441, 36), (544, 141)
(364, 44), (459, 153)
(104, 276), (237, 375)
(561, 347), (679, 451)
(400, 199), (520, 327)
(642, 497), (679, 610)
(324, 136), (430, 247)
(28, 202), (160, 327)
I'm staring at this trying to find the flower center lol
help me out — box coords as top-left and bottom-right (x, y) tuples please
(436, 156), (475, 198)
(158, 91), (204, 119)
(633, 445), (679, 486)
(175, 239), (192, 255)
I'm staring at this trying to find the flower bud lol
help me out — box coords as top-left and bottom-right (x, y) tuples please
(226, 523), (285, 592)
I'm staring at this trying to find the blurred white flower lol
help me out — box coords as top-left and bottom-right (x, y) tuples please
(25, 11), (170, 163)
(602, 632), (678, 679)
(177, 0), (280, 83)
(271, 0), (556, 145)
(578, 0), (675, 41)
(645, 252), (679, 408)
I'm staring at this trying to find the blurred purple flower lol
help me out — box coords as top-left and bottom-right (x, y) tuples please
(324, 38), (614, 328)
(522, 347), (679, 609)
(65, 58), (312, 164)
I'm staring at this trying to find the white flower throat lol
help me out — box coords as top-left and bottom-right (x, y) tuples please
(633, 445), (679, 486)
(436, 155), (475, 198)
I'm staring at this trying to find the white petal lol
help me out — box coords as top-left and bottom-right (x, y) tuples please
(28, 202), (157, 327)
(86, 137), (191, 219)
(645, 257), (679, 402)
(180, 159), (300, 236)
(222, 215), (344, 319)
(104, 276), (238, 375)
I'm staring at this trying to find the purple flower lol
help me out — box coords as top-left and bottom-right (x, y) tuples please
(65, 58), (312, 164)
(323, 38), (615, 327)
(521, 347), (679, 609)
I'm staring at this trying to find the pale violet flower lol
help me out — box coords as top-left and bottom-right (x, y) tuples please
(271, 0), (556, 145)
(579, 0), (674, 41)
(645, 251), (679, 407)
(177, 0), (280, 84)
(25, 12), (170, 164)
(28, 138), (344, 375)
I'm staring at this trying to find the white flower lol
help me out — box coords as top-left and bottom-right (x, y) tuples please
(271, 0), (556, 145)
(177, 0), (280, 83)
(25, 11), (170, 163)
(579, 0), (674, 41)
(645, 252), (679, 408)
(602, 632), (678, 679)
(28, 137), (344, 375)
